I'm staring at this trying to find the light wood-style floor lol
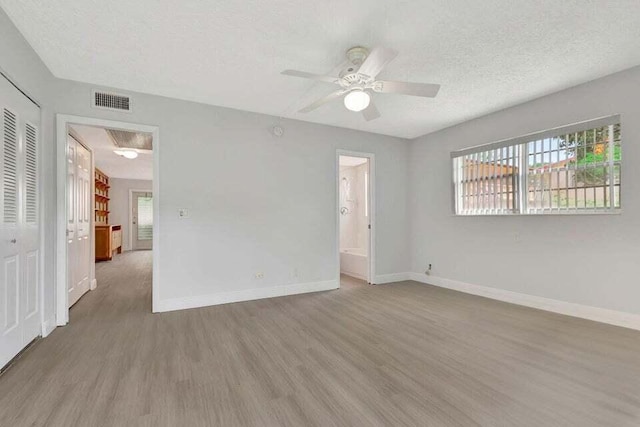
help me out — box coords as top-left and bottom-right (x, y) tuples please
(1, 251), (639, 426)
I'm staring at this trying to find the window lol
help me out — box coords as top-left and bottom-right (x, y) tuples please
(452, 116), (621, 215)
(137, 195), (153, 240)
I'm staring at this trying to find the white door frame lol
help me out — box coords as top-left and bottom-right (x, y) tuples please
(128, 188), (153, 251)
(56, 114), (160, 325)
(336, 149), (376, 285)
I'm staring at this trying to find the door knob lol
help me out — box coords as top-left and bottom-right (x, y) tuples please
(10, 239), (16, 244)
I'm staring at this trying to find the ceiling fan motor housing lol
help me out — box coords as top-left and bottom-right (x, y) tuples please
(339, 46), (374, 89)
(340, 73), (367, 85)
(346, 46), (369, 65)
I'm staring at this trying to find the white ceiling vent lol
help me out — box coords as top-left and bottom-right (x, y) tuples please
(92, 90), (132, 112)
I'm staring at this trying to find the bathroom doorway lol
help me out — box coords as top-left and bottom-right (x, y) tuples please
(337, 152), (374, 285)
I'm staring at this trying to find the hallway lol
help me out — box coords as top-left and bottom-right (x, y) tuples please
(0, 251), (153, 426)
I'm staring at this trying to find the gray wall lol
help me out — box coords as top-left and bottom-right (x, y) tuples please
(51, 78), (410, 301)
(409, 66), (640, 315)
(109, 178), (153, 252)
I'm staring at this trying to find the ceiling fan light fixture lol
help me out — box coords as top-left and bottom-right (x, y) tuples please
(114, 149), (138, 159)
(282, 46), (440, 121)
(343, 90), (370, 112)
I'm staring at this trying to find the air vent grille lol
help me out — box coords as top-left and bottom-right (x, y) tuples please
(92, 91), (132, 112)
(106, 129), (152, 150)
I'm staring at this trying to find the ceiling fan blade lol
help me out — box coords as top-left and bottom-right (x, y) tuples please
(357, 47), (398, 79)
(374, 80), (440, 97)
(298, 90), (346, 113)
(281, 69), (340, 84)
(362, 101), (380, 121)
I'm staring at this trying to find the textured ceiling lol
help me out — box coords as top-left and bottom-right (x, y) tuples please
(3, 1), (640, 138)
(71, 125), (153, 181)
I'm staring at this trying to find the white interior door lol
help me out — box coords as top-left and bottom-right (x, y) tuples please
(132, 191), (152, 251)
(67, 134), (91, 307)
(0, 75), (41, 368)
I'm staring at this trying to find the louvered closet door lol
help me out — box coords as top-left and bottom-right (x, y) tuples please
(0, 75), (40, 368)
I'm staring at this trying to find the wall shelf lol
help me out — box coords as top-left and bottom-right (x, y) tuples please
(94, 168), (122, 261)
(94, 168), (110, 225)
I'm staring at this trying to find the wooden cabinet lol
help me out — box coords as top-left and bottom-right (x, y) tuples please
(95, 225), (122, 261)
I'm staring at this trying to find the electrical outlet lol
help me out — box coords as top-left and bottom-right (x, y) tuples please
(425, 263), (432, 275)
(255, 272), (264, 279)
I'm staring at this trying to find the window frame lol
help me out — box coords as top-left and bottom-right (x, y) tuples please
(451, 115), (622, 216)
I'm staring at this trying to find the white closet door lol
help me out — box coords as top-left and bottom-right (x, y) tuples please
(67, 135), (91, 307)
(21, 117), (40, 343)
(0, 75), (40, 368)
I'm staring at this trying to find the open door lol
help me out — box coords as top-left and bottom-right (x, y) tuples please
(67, 134), (92, 307)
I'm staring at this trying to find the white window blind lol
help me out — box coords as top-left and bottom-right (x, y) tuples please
(452, 116), (621, 215)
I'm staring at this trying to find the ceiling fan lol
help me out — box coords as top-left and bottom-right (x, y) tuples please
(281, 46), (440, 121)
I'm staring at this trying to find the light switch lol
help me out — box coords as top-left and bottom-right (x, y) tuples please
(178, 208), (189, 218)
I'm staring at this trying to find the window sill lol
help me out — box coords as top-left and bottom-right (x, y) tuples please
(452, 210), (622, 217)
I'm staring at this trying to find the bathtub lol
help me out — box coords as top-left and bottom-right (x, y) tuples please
(340, 248), (368, 281)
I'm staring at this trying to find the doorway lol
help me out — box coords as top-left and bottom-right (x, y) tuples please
(64, 123), (154, 309)
(56, 115), (160, 326)
(337, 151), (375, 286)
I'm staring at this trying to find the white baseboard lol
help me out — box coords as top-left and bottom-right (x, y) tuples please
(156, 279), (339, 313)
(374, 272), (411, 284)
(41, 316), (57, 337)
(408, 273), (640, 331)
(90, 278), (97, 291)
